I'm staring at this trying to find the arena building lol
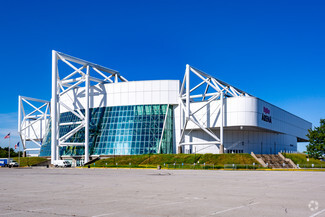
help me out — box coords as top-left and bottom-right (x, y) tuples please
(18, 51), (312, 165)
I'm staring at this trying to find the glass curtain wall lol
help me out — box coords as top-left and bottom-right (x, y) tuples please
(39, 104), (173, 156)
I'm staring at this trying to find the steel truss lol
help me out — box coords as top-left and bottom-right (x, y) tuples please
(51, 50), (127, 164)
(178, 64), (249, 153)
(18, 96), (50, 155)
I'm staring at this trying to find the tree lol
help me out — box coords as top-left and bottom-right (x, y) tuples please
(0, 147), (22, 158)
(307, 119), (325, 159)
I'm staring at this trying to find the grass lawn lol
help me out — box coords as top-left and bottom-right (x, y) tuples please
(12, 157), (49, 167)
(283, 153), (325, 168)
(88, 153), (259, 169)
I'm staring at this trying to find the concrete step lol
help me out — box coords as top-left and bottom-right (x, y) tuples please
(258, 154), (294, 169)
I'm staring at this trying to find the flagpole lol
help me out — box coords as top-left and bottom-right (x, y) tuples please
(18, 142), (20, 167)
(8, 136), (10, 163)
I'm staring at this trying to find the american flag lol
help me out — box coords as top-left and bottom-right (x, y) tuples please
(15, 142), (19, 149)
(4, 133), (10, 139)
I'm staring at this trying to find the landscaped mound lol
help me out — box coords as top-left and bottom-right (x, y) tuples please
(88, 153), (259, 169)
(283, 153), (325, 168)
(13, 157), (49, 167)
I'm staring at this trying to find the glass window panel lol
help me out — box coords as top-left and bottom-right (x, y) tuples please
(40, 104), (173, 157)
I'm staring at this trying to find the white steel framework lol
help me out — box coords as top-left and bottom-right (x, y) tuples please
(18, 96), (50, 155)
(51, 50), (128, 164)
(178, 64), (249, 153)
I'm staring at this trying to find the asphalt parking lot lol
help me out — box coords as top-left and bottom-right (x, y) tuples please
(0, 168), (324, 217)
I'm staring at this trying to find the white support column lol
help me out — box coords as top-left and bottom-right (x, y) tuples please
(40, 112), (42, 144)
(51, 50), (58, 164)
(115, 74), (118, 83)
(56, 95), (60, 160)
(219, 92), (224, 154)
(185, 64), (190, 119)
(56, 146), (59, 160)
(158, 105), (169, 153)
(179, 97), (183, 148)
(84, 65), (90, 163)
(18, 96), (23, 156)
(48, 51), (125, 164)
(18, 96), (21, 135)
(44, 103), (49, 134)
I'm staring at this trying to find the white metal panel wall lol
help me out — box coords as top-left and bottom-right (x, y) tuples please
(59, 80), (180, 112)
(255, 98), (311, 140)
(178, 96), (311, 140)
(181, 130), (297, 154)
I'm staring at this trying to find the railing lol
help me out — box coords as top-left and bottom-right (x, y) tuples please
(264, 163), (294, 169)
(87, 162), (325, 170)
(223, 164), (264, 170)
(296, 164), (325, 169)
(87, 163), (265, 170)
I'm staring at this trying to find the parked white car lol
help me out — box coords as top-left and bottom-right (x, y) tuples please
(9, 160), (19, 167)
(53, 160), (72, 168)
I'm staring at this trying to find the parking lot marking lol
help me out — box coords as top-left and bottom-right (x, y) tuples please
(29, 208), (52, 212)
(0, 208), (52, 216)
(145, 201), (184, 209)
(309, 208), (325, 217)
(0, 211), (24, 216)
(92, 201), (184, 217)
(211, 202), (260, 215)
(92, 212), (119, 217)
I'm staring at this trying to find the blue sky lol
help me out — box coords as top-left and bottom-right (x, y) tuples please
(0, 0), (324, 152)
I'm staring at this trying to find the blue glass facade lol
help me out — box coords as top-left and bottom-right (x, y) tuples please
(39, 104), (173, 157)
